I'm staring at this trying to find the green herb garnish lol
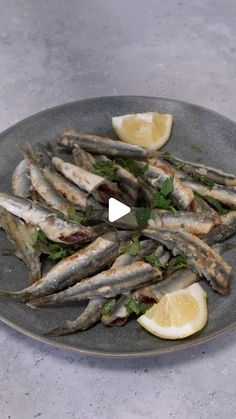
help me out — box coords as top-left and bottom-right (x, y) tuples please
(169, 255), (188, 270)
(48, 244), (74, 260)
(135, 207), (152, 229)
(32, 227), (75, 260)
(160, 176), (174, 197)
(101, 298), (116, 315)
(68, 206), (93, 224)
(152, 191), (172, 210)
(151, 176), (176, 211)
(144, 251), (165, 268)
(93, 161), (117, 181)
(124, 235), (140, 256)
(125, 297), (150, 316)
(32, 227), (48, 248)
(116, 158), (148, 176)
(68, 207), (84, 223)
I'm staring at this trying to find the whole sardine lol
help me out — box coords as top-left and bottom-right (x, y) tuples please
(0, 207), (41, 283)
(45, 297), (105, 336)
(12, 159), (31, 198)
(0, 193), (101, 244)
(0, 231), (132, 301)
(143, 228), (232, 294)
(51, 155), (119, 205)
(183, 178), (236, 208)
(162, 153), (236, 186)
(137, 162), (194, 210)
(205, 211), (236, 245)
(59, 130), (152, 159)
(29, 260), (162, 307)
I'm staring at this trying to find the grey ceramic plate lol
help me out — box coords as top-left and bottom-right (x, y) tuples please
(0, 96), (235, 358)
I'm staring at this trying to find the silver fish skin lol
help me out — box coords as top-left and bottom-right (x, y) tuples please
(59, 129), (152, 159)
(111, 239), (156, 268)
(162, 153), (236, 186)
(148, 209), (219, 235)
(0, 207), (41, 283)
(51, 156), (119, 205)
(29, 163), (73, 217)
(205, 211), (236, 245)
(137, 268), (199, 302)
(43, 166), (88, 211)
(137, 162), (194, 210)
(12, 159), (31, 198)
(29, 260), (162, 307)
(183, 178), (236, 208)
(45, 298), (105, 336)
(101, 295), (130, 326)
(1, 231), (132, 302)
(143, 228), (232, 294)
(73, 147), (139, 206)
(0, 193), (99, 244)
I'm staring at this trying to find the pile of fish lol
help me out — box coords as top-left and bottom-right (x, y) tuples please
(0, 128), (235, 337)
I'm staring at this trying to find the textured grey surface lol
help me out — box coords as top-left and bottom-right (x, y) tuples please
(0, 1), (236, 418)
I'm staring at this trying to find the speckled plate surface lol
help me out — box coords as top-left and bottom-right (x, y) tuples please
(0, 96), (235, 358)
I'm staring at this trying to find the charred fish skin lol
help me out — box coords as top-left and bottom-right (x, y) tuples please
(29, 260), (162, 307)
(45, 298), (105, 337)
(0, 193), (97, 244)
(138, 268), (199, 302)
(0, 231), (133, 302)
(183, 178), (236, 208)
(205, 211), (236, 245)
(12, 159), (31, 198)
(59, 130), (151, 159)
(162, 153), (236, 186)
(0, 207), (41, 284)
(137, 162), (194, 210)
(43, 166), (88, 211)
(51, 156), (119, 205)
(143, 228), (232, 294)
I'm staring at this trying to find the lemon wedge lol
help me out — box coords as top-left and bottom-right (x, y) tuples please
(137, 283), (207, 340)
(112, 112), (173, 150)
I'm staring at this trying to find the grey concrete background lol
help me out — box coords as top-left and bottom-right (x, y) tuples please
(0, 1), (236, 418)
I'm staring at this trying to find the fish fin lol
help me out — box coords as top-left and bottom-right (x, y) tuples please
(44, 326), (72, 337)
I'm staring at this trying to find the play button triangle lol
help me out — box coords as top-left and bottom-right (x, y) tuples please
(108, 198), (131, 222)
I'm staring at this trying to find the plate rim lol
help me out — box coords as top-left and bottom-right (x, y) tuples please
(0, 95), (236, 358)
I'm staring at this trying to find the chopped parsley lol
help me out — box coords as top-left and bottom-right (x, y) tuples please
(125, 297), (150, 316)
(101, 298), (116, 315)
(93, 160), (117, 181)
(115, 158), (148, 176)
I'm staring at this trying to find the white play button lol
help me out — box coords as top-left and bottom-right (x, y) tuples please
(108, 198), (131, 222)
